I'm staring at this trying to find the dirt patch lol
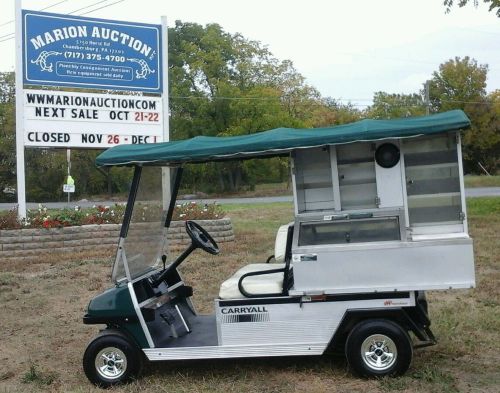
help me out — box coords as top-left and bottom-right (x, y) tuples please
(0, 202), (498, 392)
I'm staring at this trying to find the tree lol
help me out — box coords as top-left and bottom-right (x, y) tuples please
(444, 0), (500, 17)
(307, 98), (362, 127)
(367, 92), (426, 119)
(461, 90), (500, 173)
(429, 56), (488, 112)
(168, 21), (323, 192)
(0, 72), (16, 202)
(429, 56), (498, 173)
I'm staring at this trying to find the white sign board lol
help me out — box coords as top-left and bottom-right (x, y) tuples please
(63, 184), (75, 193)
(24, 89), (163, 148)
(15, 4), (169, 219)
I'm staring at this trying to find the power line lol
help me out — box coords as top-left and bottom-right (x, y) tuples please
(67, 0), (115, 15)
(0, 34), (15, 43)
(0, 32), (15, 40)
(0, 0), (69, 28)
(40, 0), (70, 12)
(78, 0), (125, 16)
(168, 95), (495, 107)
(0, 0), (126, 44)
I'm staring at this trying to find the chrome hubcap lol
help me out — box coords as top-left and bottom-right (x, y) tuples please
(361, 334), (397, 371)
(95, 347), (127, 380)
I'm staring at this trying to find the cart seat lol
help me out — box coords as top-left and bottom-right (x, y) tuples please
(219, 263), (286, 299)
(219, 224), (292, 299)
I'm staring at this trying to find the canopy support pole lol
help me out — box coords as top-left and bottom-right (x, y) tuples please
(164, 167), (183, 228)
(119, 166), (142, 238)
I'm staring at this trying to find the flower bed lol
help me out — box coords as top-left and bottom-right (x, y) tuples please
(0, 202), (224, 229)
(0, 202), (232, 260)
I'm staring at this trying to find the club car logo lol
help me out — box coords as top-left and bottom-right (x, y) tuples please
(221, 306), (270, 323)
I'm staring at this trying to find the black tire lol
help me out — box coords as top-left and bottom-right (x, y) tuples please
(83, 331), (143, 388)
(345, 319), (412, 378)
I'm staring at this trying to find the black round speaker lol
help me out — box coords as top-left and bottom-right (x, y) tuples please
(375, 143), (400, 168)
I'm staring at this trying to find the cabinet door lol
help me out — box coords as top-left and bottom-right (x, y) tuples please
(336, 143), (377, 210)
(375, 141), (404, 208)
(294, 147), (335, 213)
(403, 133), (464, 232)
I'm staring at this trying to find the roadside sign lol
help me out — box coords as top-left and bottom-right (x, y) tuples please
(63, 184), (75, 193)
(24, 89), (163, 148)
(14, 3), (170, 219)
(22, 10), (162, 92)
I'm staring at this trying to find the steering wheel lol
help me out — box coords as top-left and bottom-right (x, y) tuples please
(185, 220), (220, 255)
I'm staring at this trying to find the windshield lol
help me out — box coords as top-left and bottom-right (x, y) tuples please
(113, 166), (170, 282)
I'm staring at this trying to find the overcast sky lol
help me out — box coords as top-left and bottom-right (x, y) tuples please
(1, 0), (498, 107)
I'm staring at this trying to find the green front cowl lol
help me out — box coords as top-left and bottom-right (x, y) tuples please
(86, 283), (149, 348)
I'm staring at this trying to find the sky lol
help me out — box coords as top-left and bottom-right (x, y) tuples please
(0, 0), (498, 107)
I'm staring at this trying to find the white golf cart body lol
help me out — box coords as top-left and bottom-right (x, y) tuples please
(85, 110), (475, 382)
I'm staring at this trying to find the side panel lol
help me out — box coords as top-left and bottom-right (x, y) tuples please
(143, 294), (415, 360)
(291, 238), (475, 294)
(218, 302), (343, 346)
(217, 295), (415, 347)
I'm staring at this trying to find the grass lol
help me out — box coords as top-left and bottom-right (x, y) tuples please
(0, 199), (498, 392)
(464, 175), (500, 188)
(20, 362), (57, 387)
(206, 182), (292, 198)
(466, 197), (500, 216)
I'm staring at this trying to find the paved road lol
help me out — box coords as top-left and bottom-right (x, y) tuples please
(464, 187), (500, 197)
(0, 195), (293, 210)
(0, 187), (499, 211)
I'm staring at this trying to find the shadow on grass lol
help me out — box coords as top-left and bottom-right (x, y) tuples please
(144, 354), (348, 379)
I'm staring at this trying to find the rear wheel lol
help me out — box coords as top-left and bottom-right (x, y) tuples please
(345, 319), (412, 377)
(83, 332), (143, 387)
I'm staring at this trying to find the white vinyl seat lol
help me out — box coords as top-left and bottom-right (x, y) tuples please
(219, 224), (291, 299)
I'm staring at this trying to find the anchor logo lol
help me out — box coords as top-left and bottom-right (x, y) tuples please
(127, 58), (155, 79)
(30, 51), (62, 72)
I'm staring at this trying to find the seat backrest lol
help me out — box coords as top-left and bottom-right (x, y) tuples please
(274, 223), (292, 263)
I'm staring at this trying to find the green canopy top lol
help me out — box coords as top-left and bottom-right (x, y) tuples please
(96, 110), (470, 167)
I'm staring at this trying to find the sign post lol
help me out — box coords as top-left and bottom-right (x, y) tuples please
(15, 0), (27, 218)
(65, 149), (74, 204)
(161, 16), (170, 211)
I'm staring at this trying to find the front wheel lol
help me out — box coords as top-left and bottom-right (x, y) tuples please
(345, 319), (413, 377)
(83, 332), (143, 387)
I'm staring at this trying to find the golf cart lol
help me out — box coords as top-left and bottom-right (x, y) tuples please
(83, 110), (475, 387)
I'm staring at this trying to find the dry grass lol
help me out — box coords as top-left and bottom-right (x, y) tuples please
(0, 200), (498, 392)
(464, 175), (500, 188)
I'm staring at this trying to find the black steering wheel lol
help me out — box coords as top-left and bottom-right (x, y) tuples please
(185, 220), (220, 255)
